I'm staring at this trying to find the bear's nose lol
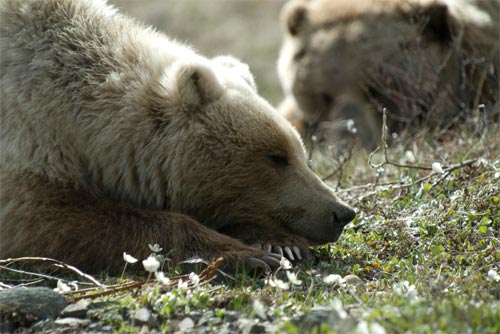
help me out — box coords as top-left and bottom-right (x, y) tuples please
(333, 206), (356, 226)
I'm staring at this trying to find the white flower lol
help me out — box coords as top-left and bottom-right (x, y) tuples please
(393, 280), (409, 295)
(432, 162), (444, 174)
(177, 278), (188, 289)
(286, 271), (303, 285)
(252, 299), (266, 319)
(148, 243), (163, 253)
(393, 281), (419, 302)
(189, 272), (200, 286)
(330, 299), (347, 319)
(487, 269), (500, 282)
(323, 274), (345, 285)
(355, 321), (370, 334)
(405, 284), (419, 302)
(155, 271), (171, 285)
(405, 150), (416, 163)
(266, 277), (289, 290)
(274, 279), (290, 290)
(280, 257), (292, 270)
(370, 322), (387, 334)
(142, 256), (160, 272)
(346, 119), (358, 134)
(355, 320), (386, 334)
(54, 280), (71, 293)
(123, 252), (138, 264)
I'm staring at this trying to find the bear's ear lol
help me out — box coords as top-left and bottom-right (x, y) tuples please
(212, 56), (257, 92)
(166, 61), (224, 106)
(419, 3), (454, 43)
(281, 0), (309, 36)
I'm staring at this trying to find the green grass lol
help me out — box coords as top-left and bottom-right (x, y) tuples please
(2, 123), (498, 334)
(42, 125), (496, 334)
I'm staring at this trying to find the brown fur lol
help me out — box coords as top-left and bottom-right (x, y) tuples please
(278, 0), (500, 147)
(0, 0), (355, 274)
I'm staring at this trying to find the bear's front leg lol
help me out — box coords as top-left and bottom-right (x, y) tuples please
(0, 171), (280, 275)
(218, 224), (314, 262)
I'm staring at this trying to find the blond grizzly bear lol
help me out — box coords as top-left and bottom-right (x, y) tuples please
(0, 0), (355, 274)
(278, 0), (499, 147)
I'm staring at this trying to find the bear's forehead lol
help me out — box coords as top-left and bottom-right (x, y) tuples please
(308, 16), (416, 45)
(242, 112), (302, 153)
(308, 0), (410, 24)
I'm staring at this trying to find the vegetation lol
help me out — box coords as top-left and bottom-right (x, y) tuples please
(2, 117), (498, 334)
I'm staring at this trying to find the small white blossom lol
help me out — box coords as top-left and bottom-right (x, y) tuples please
(265, 277), (290, 290)
(370, 322), (387, 334)
(252, 299), (266, 319)
(406, 284), (419, 302)
(155, 271), (171, 285)
(142, 256), (160, 272)
(323, 274), (345, 285)
(432, 162), (444, 174)
(286, 271), (303, 285)
(148, 243), (163, 253)
(54, 280), (71, 293)
(405, 150), (416, 163)
(449, 190), (463, 201)
(280, 257), (293, 270)
(178, 278), (188, 289)
(274, 279), (290, 290)
(393, 280), (410, 295)
(330, 299), (347, 319)
(355, 320), (370, 334)
(346, 119), (358, 134)
(123, 252), (138, 264)
(488, 269), (500, 282)
(189, 272), (200, 286)
(355, 320), (386, 334)
(393, 281), (419, 302)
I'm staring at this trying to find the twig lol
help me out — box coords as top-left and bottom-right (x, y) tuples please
(0, 257), (102, 287)
(66, 257), (224, 302)
(321, 139), (356, 190)
(0, 265), (66, 284)
(355, 159), (476, 201)
(369, 109), (433, 171)
(15, 279), (45, 287)
(473, 43), (499, 112)
(0, 282), (13, 289)
(66, 280), (144, 303)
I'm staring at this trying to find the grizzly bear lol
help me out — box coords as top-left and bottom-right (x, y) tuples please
(0, 0), (355, 274)
(277, 0), (499, 147)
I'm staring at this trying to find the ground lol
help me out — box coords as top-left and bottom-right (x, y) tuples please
(1, 119), (498, 334)
(0, 1), (498, 333)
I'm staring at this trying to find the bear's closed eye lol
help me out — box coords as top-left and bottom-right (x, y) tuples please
(268, 154), (289, 166)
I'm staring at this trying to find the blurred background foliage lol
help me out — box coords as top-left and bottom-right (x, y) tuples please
(109, 0), (287, 105)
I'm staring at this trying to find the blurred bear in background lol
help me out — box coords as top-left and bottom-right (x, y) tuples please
(277, 0), (499, 149)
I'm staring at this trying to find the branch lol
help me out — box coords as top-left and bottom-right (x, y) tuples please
(0, 257), (102, 287)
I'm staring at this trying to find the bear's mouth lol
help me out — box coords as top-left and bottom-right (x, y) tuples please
(307, 228), (344, 246)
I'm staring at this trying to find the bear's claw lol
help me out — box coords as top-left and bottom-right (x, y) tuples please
(284, 246), (295, 261)
(272, 245), (283, 257)
(235, 253), (281, 276)
(253, 242), (313, 262)
(293, 246), (302, 260)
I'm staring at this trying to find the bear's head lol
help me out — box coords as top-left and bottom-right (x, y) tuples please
(277, 0), (493, 146)
(158, 56), (355, 245)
